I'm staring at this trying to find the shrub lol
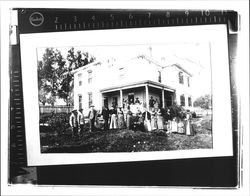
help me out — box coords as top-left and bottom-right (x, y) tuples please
(40, 112), (71, 133)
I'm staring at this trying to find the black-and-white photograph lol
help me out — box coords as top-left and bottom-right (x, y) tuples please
(37, 43), (213, 153)
(20, 25), (233, 165)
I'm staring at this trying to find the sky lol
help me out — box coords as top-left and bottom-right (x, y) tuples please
(37, 42), (212, 99)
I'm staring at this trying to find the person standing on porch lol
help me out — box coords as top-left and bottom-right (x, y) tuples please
(101, 106), (109, 131)
(149, 96), (155, 111)
(117, 107), (125, 129)
(109, 106), (118, 130)
(135, 97), (141, 104)
(154, 98), (159, 109)
(88, 105), (97, 132)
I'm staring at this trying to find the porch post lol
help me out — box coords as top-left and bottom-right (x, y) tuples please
(145, 85), (149, 110)
(162, 89), (165, 108)
(120, 89), (123, 108)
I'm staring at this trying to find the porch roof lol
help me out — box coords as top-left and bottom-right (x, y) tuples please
(100, 80), (175, 93)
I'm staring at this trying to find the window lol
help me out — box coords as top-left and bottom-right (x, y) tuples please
(88, 70), (92, 84)
(188, 97), (192, 107)
(180, 94), (185, 106)
(78, 95), (82, 109)
(88, 92), (93, 108)
(119, 67), (125, 81)
(187, 77), (190, 87)
(179, 72), (184, 84)
(78, 73), (82, 86)
(158, 71), (161, 83)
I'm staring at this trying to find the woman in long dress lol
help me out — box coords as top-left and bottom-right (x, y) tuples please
(126, 106), (133, 130)
(150, 108), (158, 131)
(171, 117), (178, 133)
(185, 111), (193, 136)
(117, 107), (125, 129)
(109, 106), (118, 130)
(156, 107), (164, 130)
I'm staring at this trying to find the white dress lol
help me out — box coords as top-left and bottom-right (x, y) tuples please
(185, 113), (192, 135)
(171, 120), (178, 133)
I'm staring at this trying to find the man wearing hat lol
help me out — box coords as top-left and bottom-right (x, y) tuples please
(78, 108), (85, 136)
(69, 108), (79, 138)
(88, 105), (97, 132)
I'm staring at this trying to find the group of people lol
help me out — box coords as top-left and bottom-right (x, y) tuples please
(69, 105), (97, 138)
(69, 101), (194, 138)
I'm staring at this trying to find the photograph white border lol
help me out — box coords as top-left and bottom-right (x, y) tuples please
(1, 1), (249, 196)
(20, 24), (233, 166)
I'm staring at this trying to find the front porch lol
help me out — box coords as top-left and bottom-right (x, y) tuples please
(100, 80), (175, 111)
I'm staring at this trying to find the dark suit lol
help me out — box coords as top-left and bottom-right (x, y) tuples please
(88, 109), (97, 132)
(101, 108), (110, 131)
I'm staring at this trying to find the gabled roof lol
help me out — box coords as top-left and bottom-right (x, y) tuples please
(71, 61), (102, 74)
(71, 54), (193, 77)
(170, 63), (193, 77)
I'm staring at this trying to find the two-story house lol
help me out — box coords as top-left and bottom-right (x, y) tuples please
(72, 54), (193, 113)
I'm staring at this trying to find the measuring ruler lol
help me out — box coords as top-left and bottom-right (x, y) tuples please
(15, 9), (238, 33)
(9, 9), (239, 183)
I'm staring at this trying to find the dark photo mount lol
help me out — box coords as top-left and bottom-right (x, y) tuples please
(9, 9), (239, 187)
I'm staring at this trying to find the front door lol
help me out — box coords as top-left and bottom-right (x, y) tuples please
(103, 97), (108, 108)
(128, 93), (134, 104)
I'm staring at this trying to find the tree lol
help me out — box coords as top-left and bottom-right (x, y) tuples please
(38, 48), (60, 106)
(38, 47), (96, 106)
(193, 94), (212, 109)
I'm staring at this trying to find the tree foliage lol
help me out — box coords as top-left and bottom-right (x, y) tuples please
(193, 94), (212, 109)
(38, 47), (96, 106)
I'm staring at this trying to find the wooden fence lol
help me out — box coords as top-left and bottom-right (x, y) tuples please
(39, 105), (74, 114)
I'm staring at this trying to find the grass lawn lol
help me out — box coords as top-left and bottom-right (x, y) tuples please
(40, 115), (212, 153)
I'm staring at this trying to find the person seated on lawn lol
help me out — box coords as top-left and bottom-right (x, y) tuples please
(135, 109), (144, 132)
(69, 109), (79, 138)
(177, 117), (185, 134)
(78, 108), (85, 136)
